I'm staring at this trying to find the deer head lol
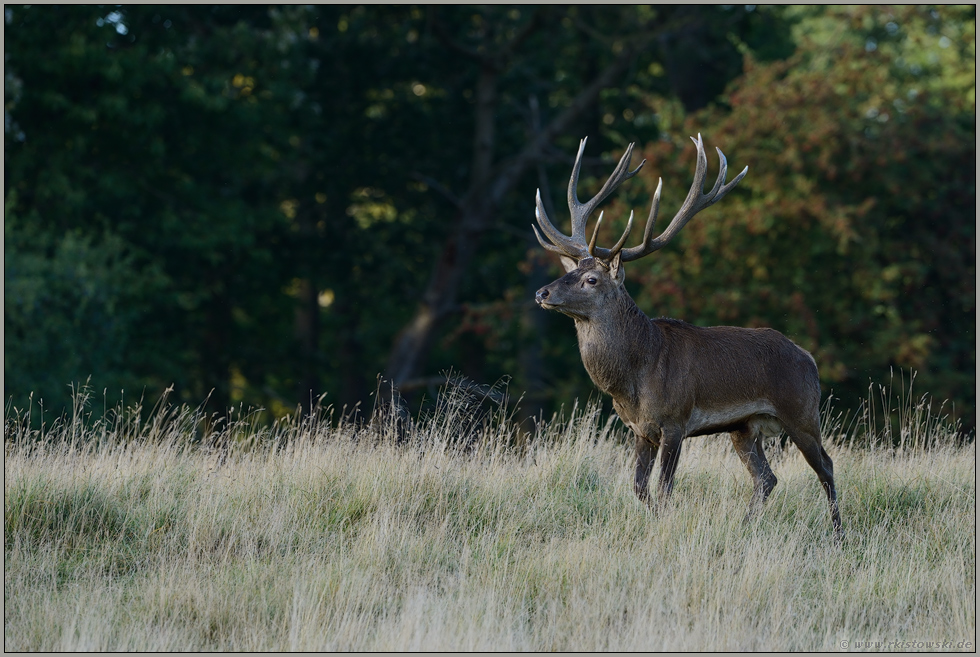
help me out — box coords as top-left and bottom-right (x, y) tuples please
(533, 134), (748, 319)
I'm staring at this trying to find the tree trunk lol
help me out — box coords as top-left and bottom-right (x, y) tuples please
(202, 288), (232, 413)
(325, 290), (367, 419)
(294, 277), (319, 414)
(293, 200), (322, 415)
(383, 47), (640, 392)
(516, 134), (559, 431)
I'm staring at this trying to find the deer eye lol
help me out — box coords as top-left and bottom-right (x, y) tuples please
(586, 277), (598, 285)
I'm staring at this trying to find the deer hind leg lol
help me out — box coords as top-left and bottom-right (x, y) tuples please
(731, 419), (778, 522)
(634, 434), (659, 505)
(785, 420), (844, 542)
(656, 426), (685, 508)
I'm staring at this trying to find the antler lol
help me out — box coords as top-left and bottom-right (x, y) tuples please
(618, 133), (748, 262)
(532, 134), (748, 263)
(532, 137), (644, 261)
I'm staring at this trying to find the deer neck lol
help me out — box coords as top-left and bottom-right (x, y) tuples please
(573, 292), (659, 397)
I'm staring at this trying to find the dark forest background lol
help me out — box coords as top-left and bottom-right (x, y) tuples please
(4, 5), (975, 433)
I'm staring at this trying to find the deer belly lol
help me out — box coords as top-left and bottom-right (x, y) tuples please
(685, 401), (780, 436)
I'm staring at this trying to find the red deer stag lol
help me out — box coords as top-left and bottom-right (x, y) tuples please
(532, 135), (842, 540)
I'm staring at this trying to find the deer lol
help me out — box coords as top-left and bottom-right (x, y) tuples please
(532, 135), (843, 541)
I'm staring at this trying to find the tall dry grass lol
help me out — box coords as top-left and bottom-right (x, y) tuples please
(4, 385), (975, 651)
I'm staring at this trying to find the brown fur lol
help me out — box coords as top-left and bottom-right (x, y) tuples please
(536, 256), (843, 540)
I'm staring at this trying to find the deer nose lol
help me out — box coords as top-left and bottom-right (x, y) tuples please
(535, 287), (550, 304)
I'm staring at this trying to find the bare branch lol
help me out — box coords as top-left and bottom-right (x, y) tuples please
(430, 11), (486, 63)
(411, 171), (462, 209)
(496, 8), (543, 63)
(430, 7), (543, 69)
(486, 39), (646, 209)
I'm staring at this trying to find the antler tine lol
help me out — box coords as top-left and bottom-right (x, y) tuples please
(590, 210), (635, 261)
(608, 210), (634, 256)
(587, 211), (603, 257)
(709, 147), (749, 206)
(566, 138), (588, 215)
(600, 177), (661, 262)
(707, 146), (728, 198)
(532, 224), (569, 256)
(619, 134), (748, 262)
(680, 133), (710, 215)
(533, 188), (589, 260)
(641, 177), (664, 247)
(568, 140), (645, 243)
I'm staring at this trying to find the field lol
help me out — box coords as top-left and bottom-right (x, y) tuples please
(4, 388), (976, 651)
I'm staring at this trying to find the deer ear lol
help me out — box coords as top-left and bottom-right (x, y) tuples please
(610, 252), (626, 285)
(560, 255), (579, 273)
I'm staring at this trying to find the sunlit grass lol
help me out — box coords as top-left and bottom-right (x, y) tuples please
(4, 386), (975, 651)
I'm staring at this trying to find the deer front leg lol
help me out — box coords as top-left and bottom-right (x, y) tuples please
(634, 435), (659, 505)
(657, 426), (685, 507)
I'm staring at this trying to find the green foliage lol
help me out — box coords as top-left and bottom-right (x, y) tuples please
(5, 195), (166, 408)
(5, 6), (304, 412)
(3, 5), (974, 429)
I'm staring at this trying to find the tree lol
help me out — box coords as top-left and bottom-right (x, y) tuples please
(4, 6), (301, 413)
(605, 5), (974, 429)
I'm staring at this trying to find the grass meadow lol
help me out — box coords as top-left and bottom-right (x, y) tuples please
(4, 384), (976, 651)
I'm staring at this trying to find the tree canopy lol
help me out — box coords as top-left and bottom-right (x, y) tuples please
(4, 5), (974, 433)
